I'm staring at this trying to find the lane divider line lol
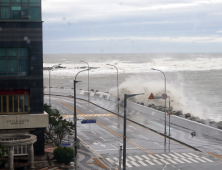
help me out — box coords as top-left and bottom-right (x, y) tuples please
(54, 99), (154, 155)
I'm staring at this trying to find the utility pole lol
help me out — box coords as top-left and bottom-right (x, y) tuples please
(118, 146), (122, 170)
(74, 69), (90, 170)
(123, 93), (144, 170)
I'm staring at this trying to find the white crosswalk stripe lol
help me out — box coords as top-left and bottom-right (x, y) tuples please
(126, 162), (132, 168)
(174, 159), (185, 163)
(106, 158), (114, 163)
(169, 153), (179, 159)
(138, 160), (147, 166)
(162, 154), (172, 159)
(195, 157), (206, 162)
(131, 161), (140, 167)
(182, 153), (193, 157)
(189, 153), (199, 157)
(173, 152), (186, 158)
(148, 154), (158, 159)
(141, 155), (150, 160)
(181, 158), (192, 163)
(128, 156), (136, 161)
(188, 158), (199, 163)
(106, 152), (215, 168)
(160, 159), (170, 165)
(153, 159), (163, 165)
(201, 157), (214, 162)
(167, 159), (177, 164)
(145, 160), (155, 165)
(135, 155), (143, 161)
(155, 154), (165, 159)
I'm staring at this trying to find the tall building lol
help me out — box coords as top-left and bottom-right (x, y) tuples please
(0, 0), (48, 155)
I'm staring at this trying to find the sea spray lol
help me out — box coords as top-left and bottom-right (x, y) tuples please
(109, 76), (210, 119)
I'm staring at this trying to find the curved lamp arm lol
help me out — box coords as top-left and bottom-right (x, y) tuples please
(75, 69), (90, 80)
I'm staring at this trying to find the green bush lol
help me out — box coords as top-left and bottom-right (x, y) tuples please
(53, 147), (74, 164)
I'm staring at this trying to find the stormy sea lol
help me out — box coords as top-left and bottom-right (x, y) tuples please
(43, 53), (222, 122)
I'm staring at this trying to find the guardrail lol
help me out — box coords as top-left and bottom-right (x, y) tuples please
(127, 101), (222, 141)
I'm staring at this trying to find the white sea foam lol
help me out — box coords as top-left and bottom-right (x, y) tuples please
(109, 76), (211, 119)
(43, 57), (222, 78)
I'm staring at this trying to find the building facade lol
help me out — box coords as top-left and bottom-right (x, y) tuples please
(0, 0), (48, 155)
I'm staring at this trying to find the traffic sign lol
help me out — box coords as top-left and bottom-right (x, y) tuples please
(148, 93), (155, 99)
(61, 143), (71, 147)
(81, 119), (96, 124)
(161, 93), (167, 99)
(117, 98), (120, 101)
(167, 111), (172, 115)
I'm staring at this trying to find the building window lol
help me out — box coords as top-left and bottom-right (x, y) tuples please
(0, 90), (30, 114)
(0, 48), (29, 76)
(0, 0), (41, 20)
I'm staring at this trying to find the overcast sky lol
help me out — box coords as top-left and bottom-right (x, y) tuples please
(42, 0), (222, 54)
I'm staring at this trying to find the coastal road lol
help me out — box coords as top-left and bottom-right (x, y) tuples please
(45, 95), (222, 170)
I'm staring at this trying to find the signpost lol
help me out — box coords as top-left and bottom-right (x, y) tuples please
(61, 143), (71, 147)
(81, 119), (96, 124)
(161, 93), (167, 99)
(148, 93), (155, 99)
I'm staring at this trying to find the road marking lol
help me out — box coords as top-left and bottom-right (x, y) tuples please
(141, 155), (150, 160)
(91, 131), (96, 135)
(138, 160), (147, 166)
(139, 135), (148, 140)
(160, 159), (170, 165)
(111, 144), (117, 149)
(182, 153), (192, 157)
(55, 99), (154, 155)
(82, 125), (87, 128)
(195, 157), (206, 162)
(174, 159), (185, 164)
(154, 142), (163, 147)
(145, 160), (155, 165)
(128, 129), (133, 132)
(62, 114), (115, 118)
(113, 157), (119, 161)
(173, 152), (185, 158)
(106, 158), (114, 163)
(188, 158), (199, 163)
(167, 159), (177, 164)
(153, 159), (162, 165)
(131, 161), (140, 167)
(201, 157), (214, 162)
(181, 158), (192, 163)
(129, 125), (136, 129)
(128, 156), (136, 161)
(169, 154), (179, 159)
(155, 154), (165, 159)
(162, 154), (171, 159)
(100, 137), (106, 141)
(135, 155), (143, 161)
(116, 140), (123, 145)
(188, 153), (199, 157)
(148, 154), (157, 159)
(126, 162), (132, 168)
(112, 126), (119, 129)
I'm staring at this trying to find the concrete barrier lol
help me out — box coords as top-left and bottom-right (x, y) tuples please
(127, 101), (222, 141)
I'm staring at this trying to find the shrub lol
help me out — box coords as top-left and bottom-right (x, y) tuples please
(53, 147), (74, 164)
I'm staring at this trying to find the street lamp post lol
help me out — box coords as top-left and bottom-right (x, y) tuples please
(106, 64), (119, 114)
(151, 68), (167, 135)
(74, 69), (90, 170)
(123, 93), (144, 170)
(81, 61), (90, 102)
(49, 70), (51, 106)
